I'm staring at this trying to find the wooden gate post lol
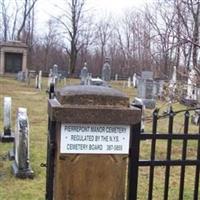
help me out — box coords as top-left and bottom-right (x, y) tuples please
(47, 85), (141, 200)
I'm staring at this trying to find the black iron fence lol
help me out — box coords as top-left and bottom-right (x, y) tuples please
(129, 107), (200, 200)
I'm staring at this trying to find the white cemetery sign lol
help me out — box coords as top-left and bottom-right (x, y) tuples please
(60, 124), (130, 154)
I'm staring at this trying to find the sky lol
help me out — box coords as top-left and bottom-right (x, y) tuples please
(36, 0), (149, 33)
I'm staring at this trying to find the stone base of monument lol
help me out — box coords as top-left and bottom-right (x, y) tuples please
(0, 133), (15, 143)
(12, 161), (34, 179)
(134, 97), (156, 109)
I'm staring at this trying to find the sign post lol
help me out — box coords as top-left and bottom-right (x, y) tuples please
(46, 85), (141, 200)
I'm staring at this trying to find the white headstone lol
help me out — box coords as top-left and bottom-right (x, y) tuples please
(187, 69), (197, 100)
(127, 77), (131, 88)
(115, 74), (118, 81)
(38, 70), (42, 90)
(133, 73), (137, 88)
(35, 75), (39, 89)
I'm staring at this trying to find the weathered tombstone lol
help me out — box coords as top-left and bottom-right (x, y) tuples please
(80, 63), (89, 85)
(27, 70), (36, 85)
(0, 97), (14, 142)
(101, 58), (111, 82)
(127, 77), (131, 88)
(46, 85), (141, 200)
(12, 107), (34, 178)
(38, 70), (42, 90)
(115, 74), (118, 81)
(52, 64), (59, 86)
(35, 75), (39, 89)
(132, 73), (137, 88)
(169, 66), (177, 100)
(134, 71), (156, 109)
(187, 69), (197, 100)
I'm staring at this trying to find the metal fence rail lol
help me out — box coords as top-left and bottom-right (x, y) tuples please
(129, 108), (200, 200)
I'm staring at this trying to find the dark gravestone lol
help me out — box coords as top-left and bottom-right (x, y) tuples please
(135, 71), (156, 109)
(101, 60), (111, 82)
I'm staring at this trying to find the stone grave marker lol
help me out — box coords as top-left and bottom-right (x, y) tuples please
(80, 63), (89, 85)
(11, 107), (34, 178)
(132, 73), (137, 88)
(134, 71), (156, 109)
(127, 77), (131, 88)
(101, 59), (111, 82)
(0, 97), (14, 142)
(115, 74), (118, 81)
(38, 70), (42, 90)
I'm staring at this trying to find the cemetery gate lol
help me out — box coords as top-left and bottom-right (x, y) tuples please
(128, 107), (200, 200)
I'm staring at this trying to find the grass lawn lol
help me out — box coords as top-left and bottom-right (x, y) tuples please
(0, 76), (199, 199)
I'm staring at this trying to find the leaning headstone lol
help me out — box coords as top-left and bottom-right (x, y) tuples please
(0, 97), (14, 142)
(80, 63), (89, 85)
(12, 108), (34, 179)
(101, 59), (111, 82)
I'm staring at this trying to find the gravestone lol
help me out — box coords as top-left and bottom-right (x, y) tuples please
(187, 69), (197, 100)
(132, 73), (137, 88)
(115, 74), (118, 81)
(46, 85), (141, 200)
(169, 66), (177, 101)
(38, 70), (42, 90)
(12, 108), (34, 178)
(52, 64), (60, 86)
(0, 97), (14, 142)
(35, 75), (39, 89)
(16, 71), (26, 82)
(80, 63), (89, 85)
(127, 77), (131, 88)
(134, 71), (156, 109)
(27, 70), (36, 85)
(101, 59), (111, 82)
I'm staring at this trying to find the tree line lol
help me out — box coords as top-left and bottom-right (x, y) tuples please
(0, 0), (200, 79)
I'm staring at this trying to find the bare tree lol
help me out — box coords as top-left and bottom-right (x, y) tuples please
(55, 0), (86, 75)
(17, 0), (38, 41)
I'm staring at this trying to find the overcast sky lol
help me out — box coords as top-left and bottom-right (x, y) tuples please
(36, 0), (149, 33)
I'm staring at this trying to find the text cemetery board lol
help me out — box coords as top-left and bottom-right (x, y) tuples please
(60, 124), (130, 154)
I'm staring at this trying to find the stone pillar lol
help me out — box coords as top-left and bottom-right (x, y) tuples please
(46, 85), (141, 200)
(0, 96), (14, 142)
(22, 51), (27, 72)
(12, 107), (34, 178)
